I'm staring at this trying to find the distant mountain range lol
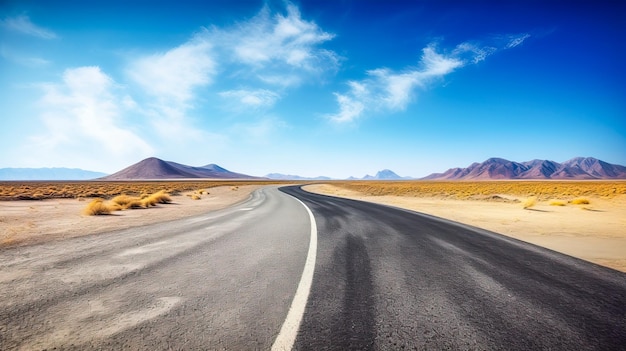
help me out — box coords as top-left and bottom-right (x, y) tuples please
(3, 156), (623, 181)
(267, 169), (411, 180)
(347, 169), (412, 180)
(101, 157), (259, 180)
(0, 167), (107, 180)
(265, 173), (332, 181)
(423, 157), (626, 180)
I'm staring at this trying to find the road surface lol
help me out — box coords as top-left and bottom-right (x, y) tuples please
(1, 185), (625, 350)
(280, 186), (626, 350)
(0, 186), (310, 350)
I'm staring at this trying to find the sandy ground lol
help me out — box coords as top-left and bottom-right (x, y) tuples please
(304, 184), (626, 272)
(0, 185), (262, 248)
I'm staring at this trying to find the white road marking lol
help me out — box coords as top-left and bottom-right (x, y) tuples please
(271, 195), (318, 351)
(238, 207), (254, 211)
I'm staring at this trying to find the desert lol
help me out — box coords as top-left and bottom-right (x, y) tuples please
(0, 181), (283, 247)
(1, 180), (624, 273)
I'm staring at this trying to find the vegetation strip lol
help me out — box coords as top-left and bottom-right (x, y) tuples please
(0, 180), (294, 201)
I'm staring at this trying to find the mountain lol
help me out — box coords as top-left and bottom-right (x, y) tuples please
(265, 173), (332, 181)
(561, 157), (626, 178)
(423, 157), (626, 180)
(101, 157), (260, 180)
(0, 167), (107, 180)
(354, 169), (412, 180)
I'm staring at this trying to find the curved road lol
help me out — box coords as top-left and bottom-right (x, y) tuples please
(0, 187), (310, 350)
(281, 186), (626, 350)
(1, 185), (625, 350)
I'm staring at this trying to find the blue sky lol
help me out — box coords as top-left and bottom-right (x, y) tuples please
(1, 0), (624, 178)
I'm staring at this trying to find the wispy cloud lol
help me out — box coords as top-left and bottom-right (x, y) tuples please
(505, 33), (531, 48)
(127, 35), (215, 105)
(24, 67), (153, 171)
(126, 33), (220, 147)
(328, 34), (530, 123)
(328, 45), (463, 123)
(210, 3), (339, 87)
(1, 15), (57, 39)
(122, 2), (338, 149)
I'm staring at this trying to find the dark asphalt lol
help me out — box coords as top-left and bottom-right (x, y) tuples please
(281, 186), (626, 351)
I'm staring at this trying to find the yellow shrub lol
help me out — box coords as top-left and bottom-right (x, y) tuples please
(141, 197), (157, 207)
(522, 197), (537, 209)
(112, 194), (146, 209)
(146, 190), (172, 204)
(549, 200), (567, 206)
(83, 199), (114, 216)
(571, 197), (590, 205)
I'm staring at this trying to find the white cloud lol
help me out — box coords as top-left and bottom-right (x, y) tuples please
(420, 45), (464, 76)
(506, 33), (531, 48)
(126, 34), (221, 146)
(327, 45), (463, 123)
(453, 42), (497, 64)
(127, 35), (215, 105)
(331, 93), (365, 123)
(1, 15), (57, 39)
(328, 34), (529, 123)
(24, 66), (153, 171)
(210, 3), (339, 87)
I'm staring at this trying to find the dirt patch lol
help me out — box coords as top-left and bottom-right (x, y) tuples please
(0, 185), (262, 248)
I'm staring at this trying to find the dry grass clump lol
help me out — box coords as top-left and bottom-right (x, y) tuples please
(147, 190), (172, 204)
(83, 190), (174, 215)
(522, 197), (537, 209)
(549, 200), (567, 206)
(191, 194), (201, 200)
(571, 197), (591, 205)
(111, 194), (143, 209)
(140, 190), (171, 207)
(141, 196), (158, 207)
(82, 199), (117, 216)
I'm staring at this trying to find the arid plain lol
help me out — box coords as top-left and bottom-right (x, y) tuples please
(1, 180), (625, 272)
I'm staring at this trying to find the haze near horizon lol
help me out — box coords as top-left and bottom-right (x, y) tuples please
(1, 0), (624, 178)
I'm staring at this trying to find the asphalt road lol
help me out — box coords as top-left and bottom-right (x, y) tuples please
(280, 186), (626, 351)
(1, 185), (625, 350)
(0, 186), (311, 350)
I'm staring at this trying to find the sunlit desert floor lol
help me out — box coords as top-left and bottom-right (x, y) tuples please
(304, 184), (626, 272)
(0, 185), (262, 248)
(2, 183), (625, 272)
